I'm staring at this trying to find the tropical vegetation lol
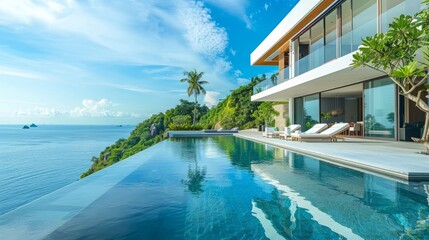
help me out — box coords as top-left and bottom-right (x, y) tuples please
(180, 69), (208, 125)
(81, 73), (280, 178)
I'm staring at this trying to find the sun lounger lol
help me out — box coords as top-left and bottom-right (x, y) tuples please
(263, 127), (279, 138)
(291, 123), (349, 142)
(279, 124), (301, 140)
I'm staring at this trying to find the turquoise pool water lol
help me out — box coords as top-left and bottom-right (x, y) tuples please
(0, 137), (428, 239)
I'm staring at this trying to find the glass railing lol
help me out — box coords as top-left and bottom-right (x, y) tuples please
(294, 16), (377, 77)
(253, 67), (290, 95)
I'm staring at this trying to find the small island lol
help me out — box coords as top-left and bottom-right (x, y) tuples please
(23, 125), (30, 129)
(30, 123), (38, 127)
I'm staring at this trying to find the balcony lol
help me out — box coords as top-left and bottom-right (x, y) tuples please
(253, 67), (290, 95)
(252, 0), (421, 97)
(294, 17), (376, 77)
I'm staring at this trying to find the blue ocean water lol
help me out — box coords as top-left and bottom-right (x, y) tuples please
(0, 125), (134, 215)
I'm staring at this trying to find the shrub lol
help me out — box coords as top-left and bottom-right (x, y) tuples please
(168, 123), (204, 130)
(172, 115), (192, 125)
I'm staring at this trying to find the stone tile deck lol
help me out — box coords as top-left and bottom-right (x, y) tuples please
(235, 130), (429, 182)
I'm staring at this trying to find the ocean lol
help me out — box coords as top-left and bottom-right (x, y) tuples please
(0, 125), (134, 216)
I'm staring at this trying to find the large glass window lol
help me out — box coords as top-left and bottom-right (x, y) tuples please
(352, 0), (377, 51)
(294, 97), (304, 128)
(310, 21), (324, 69)
(364, 78), (395, 138)
(381, 0), (422, 32)
(325, 10), (337, 62)
(294, 94), (320, 131)
(295, 30), (310, 75)
(341, 0), (352, 56)
(321, 84), (363, 125)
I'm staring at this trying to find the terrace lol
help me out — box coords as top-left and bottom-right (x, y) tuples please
(236, 130), (429, 182)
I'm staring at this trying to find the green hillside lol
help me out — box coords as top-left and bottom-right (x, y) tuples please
(81, 74), (273, 178)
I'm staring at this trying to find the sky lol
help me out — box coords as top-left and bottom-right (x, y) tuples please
(0, 0), (298, 125)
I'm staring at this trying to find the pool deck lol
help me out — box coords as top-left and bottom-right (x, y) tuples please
(235, 130), (429, 182)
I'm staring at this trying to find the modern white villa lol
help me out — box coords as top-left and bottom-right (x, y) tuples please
(251, 0), (425, 141)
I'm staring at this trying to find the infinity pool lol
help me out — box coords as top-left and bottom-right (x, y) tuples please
(1, 137), (428, 239)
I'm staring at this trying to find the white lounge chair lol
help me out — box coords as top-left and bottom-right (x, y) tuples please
(291, 123), (349, 142)
(279, 124), (301, 140)
(303, 123), (329, 134)
(263, 127), (278, 138)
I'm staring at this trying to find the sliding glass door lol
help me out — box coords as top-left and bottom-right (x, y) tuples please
(364, 78), (395, 139)
(294, 94), (320, 131)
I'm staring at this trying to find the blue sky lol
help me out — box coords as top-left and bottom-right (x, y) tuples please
(0, 0), (298, 125)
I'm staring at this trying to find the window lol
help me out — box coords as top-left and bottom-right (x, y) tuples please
(381, 0), (422, 32)
(352, 0), (377, 51)
(364, 78), (395, 138)
(341, 0), (352, 56)
(294, 94), (320, 131)
(325, 10), (337, 62)
(310, 20), (324, 69)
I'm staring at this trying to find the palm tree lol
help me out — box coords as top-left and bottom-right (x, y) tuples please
(270, 73), (278, 85)
(180, 69), (208, 125)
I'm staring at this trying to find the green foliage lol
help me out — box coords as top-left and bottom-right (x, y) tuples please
(81, 73), (278, 178)
(305, 115), (318, 130)
(81, 100), (209, 178)
(285, 116), (291, 127)
(181, 164), (206, 194)
(200, 74), (274, 129)
(163, 100), (208, 127)
(321, 112), (332, 120)
(80, 112), (166, 178)
(168, 123), (204, 130)
(172, 115), (192, 125)
(252, 102), (279, 127)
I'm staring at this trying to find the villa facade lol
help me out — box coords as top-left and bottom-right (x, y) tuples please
(251, 0), (425, 141)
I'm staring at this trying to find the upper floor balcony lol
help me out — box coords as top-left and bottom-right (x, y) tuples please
(252, 0), (423, 97)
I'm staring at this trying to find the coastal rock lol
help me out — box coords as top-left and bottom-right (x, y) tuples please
(30, 123), (38, 127)
(103, 152), (111, 161)
(23, 125), (30, 129)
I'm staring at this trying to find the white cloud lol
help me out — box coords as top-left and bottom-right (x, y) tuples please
(0, 0), (235, 88)
(234, 69), (242, 77)
(15, 107), (62, 117)
(230, 48), (237, 56)
(264, 3), (270, 11)
(70, 98), (131, 117)
(107, 84), (158, 93)
(205, 0), (251, 29)
(0, 0), (237, 124)
(0, 66), (42, 79)
(213, 58), (232, 74)
(204, 91), (220, 108)
(181, 1), (228, 57)
(0, 0), (76, 25)
(237, 77), (250, 85)
(15, 99), (140, 118)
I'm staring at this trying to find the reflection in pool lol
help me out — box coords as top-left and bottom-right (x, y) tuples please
(0, 137), (428, 239)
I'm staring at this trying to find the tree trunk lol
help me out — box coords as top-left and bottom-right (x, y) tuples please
(423, 113), (429, 141)
(193, 94), (197, 125)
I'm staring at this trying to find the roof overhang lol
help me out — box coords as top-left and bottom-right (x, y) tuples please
(251, 0), (336, 66)
(251, 53), (385, 101)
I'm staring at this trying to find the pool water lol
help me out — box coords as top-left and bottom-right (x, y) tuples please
(0, 137), (428, 239)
